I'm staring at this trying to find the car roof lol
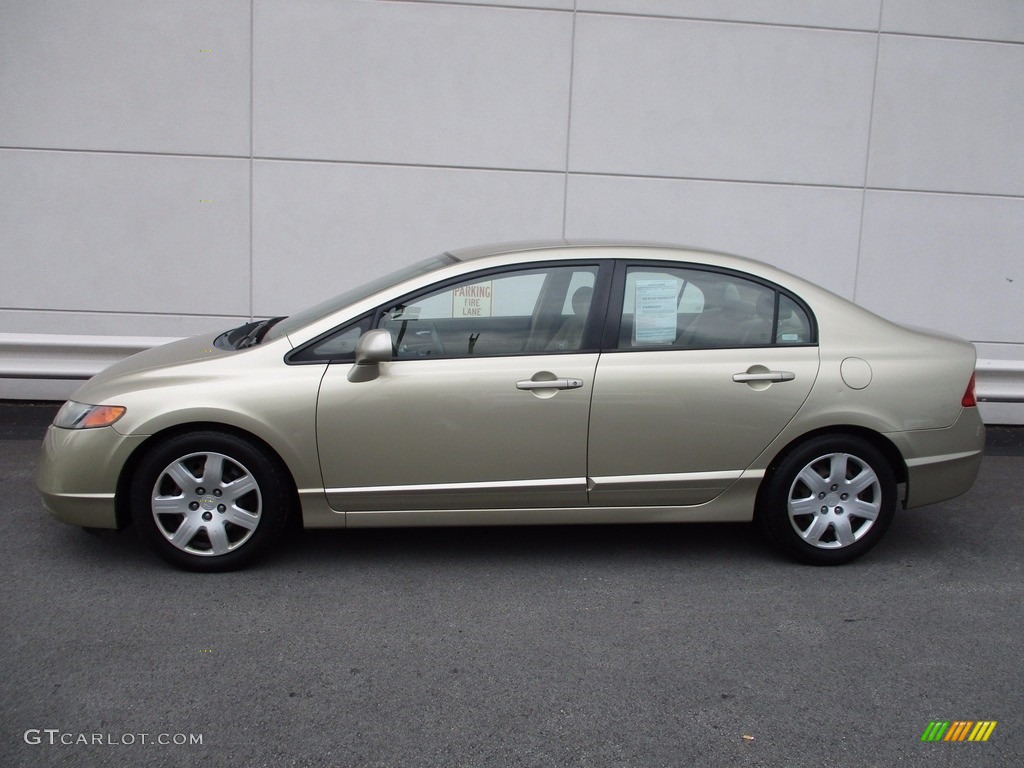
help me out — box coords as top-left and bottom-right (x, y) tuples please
(446, 240), (731, 263)
(443, 241), (851, 318)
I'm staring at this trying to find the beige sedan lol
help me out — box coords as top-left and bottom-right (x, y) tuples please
(37, 243), (984, 570)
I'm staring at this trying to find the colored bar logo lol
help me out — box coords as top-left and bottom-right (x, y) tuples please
(921, 721), (997, 742)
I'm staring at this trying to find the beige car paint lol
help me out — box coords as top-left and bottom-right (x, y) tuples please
(37, 243), (984, 538)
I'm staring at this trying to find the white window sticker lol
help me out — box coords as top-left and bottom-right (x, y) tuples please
(634, 279), (678, 344)
(452, 282), (492, 318)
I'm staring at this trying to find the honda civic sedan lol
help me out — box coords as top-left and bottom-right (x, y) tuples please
(37, 242), (984, 570)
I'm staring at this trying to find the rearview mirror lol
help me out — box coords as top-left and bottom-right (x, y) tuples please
(348, 329), (393, 382)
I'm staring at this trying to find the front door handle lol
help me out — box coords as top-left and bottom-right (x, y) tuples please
(516, 378), (584, 391)
(732, 371), (796, 383)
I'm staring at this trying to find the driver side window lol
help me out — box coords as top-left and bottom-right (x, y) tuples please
(379, 265), (599, 358)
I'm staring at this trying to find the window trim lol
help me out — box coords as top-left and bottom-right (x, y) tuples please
(602, 260), (818, 352)
(375, 260), (612, 360)
(285, 311), (375, 365)
(286, 260), (615, 365)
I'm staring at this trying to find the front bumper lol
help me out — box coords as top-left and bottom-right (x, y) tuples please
(36, 425), (147, 529)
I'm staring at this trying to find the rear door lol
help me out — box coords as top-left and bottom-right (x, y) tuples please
(588, 262), (820, 506)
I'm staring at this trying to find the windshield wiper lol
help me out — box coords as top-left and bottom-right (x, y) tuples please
(236, 317), (285, 349)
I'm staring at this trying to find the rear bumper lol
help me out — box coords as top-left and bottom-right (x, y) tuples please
(888, 408), (986, 509)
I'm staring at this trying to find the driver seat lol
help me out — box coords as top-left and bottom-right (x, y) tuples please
(546, 286), (593, 351)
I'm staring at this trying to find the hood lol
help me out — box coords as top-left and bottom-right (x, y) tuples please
(87, 334), (228, 384)
(69, 333), (235, 404)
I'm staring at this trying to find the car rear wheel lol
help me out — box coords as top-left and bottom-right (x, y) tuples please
(130, 431), (290, 571)
(757, 435), (897, 565)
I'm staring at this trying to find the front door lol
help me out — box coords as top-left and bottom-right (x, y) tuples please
(315, 262), (605, 514)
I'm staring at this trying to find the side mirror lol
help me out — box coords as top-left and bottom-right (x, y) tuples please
(347, 329), (392, 382)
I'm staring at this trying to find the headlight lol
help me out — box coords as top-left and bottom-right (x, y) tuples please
(53, 401), (126, 429)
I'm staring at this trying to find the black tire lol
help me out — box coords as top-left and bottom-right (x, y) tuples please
(757, 435), (897, 565)
(130, 431), (291, 572)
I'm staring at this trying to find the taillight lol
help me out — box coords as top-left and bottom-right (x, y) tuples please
(962, 373), (977, 408)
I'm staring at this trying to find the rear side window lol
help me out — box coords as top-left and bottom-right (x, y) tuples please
(618, 266), (814, 349)
(776, 294), (812, 344)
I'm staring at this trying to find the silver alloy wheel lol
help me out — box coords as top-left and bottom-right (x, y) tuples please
(150, 451), (262, 556)
(786, 452), (881, 550)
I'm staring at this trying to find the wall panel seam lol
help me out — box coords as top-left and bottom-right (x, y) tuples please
(854, 2), (885, 304)
(574, 9), (876, 35)
(382, 0), (573, 14)
(3, 146), (1021, 201)
(248, 0), (256, 321)
(384, 1), (1024, 47)
(0, 146), (249, 161)
(879, 30), (1024, 48)
(561, 1), (577, 239)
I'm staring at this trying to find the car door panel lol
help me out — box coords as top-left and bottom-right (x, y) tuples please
(588, 346), (819, 506)
(317, 354), (599, 512)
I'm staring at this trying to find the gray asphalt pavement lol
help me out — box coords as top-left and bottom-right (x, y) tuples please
(1, 405), (1022, 767)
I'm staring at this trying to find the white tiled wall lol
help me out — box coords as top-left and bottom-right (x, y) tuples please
(253, 1), (573, 169)
(868, 34), (1024, 196)
(564, 175), (863, 297)
(568, 15), (877, 185)
(1, 0), (1021, 419)
(0, 0), (251, 155)
(0, 149), (251, 316)
(857, 191), (1024, 343)
(252, 161), (565, 316)
(576, 0), (883, 30)
(881, 0), (1024, 43)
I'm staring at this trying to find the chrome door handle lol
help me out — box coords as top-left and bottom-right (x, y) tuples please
(516, 378), (584, 391)
(732, 371), (796, 383)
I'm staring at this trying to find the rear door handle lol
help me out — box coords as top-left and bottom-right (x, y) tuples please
(732, 371), (796, 383)
(516, 378), (584, 391)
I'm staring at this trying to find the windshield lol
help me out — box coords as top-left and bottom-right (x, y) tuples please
(263, 253), (459, 343)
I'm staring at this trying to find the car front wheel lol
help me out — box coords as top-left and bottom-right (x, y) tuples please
(130, 431), (290, 571)
(757, 435), (897, 565)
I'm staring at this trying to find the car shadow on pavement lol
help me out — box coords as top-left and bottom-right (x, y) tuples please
(60, 519), (782, 573)
(279, 522), (775, 568)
